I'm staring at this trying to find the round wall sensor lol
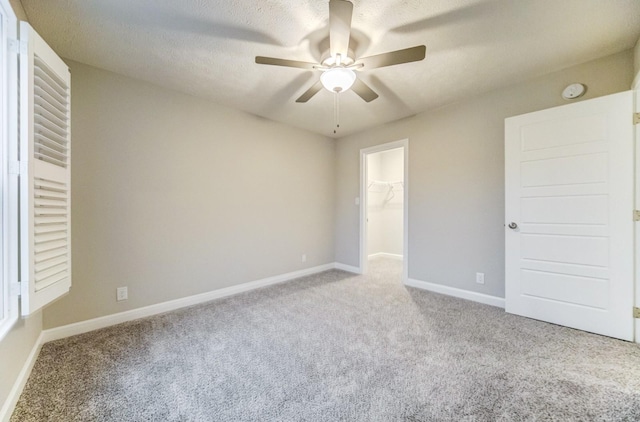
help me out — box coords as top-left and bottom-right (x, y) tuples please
(562, 83), (586, 100)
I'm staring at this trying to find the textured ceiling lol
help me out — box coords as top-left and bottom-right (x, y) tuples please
(20, 0), (640, 138)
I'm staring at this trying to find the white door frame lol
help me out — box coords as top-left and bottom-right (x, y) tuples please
(359, 139), (409, 282)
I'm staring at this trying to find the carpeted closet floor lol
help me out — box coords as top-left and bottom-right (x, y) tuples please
(12, 258), (640, 421)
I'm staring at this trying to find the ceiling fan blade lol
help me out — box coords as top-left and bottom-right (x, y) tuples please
(358, 45), (426, 70)
(255, 56), (317, 70)
(351, 78), (379, 102)
(296, 80), (324, 103)
(329, 0), (353, 59)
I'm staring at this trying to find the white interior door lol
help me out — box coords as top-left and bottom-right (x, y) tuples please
(505, 90), (634, 341)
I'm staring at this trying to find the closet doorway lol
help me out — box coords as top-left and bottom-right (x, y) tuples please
(359, 140), (408, 281)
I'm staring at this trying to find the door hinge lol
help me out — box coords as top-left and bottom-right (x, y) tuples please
(8, 38), (26, 55)
(634, 210), (640, 221)
(634, 307), (640, 319)
(10, 282), (21, 297)
(8, 161), (27, 175)
(634, 113), (640, 125)
(8, 38), (18, 54)
(8, 161), (20, 175)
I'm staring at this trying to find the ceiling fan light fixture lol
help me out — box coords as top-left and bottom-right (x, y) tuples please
(255, 0), (427, 104)
(320, 67), (356, 93)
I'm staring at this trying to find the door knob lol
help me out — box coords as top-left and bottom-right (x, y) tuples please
(508, 222), (518, 230)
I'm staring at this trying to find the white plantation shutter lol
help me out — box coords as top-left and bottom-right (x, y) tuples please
(19, 22), (71, 315)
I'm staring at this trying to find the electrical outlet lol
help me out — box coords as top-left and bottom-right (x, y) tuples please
(476, 273), (485, 285)
(301, 254), (307, 263)
(116, 287), (128, 301)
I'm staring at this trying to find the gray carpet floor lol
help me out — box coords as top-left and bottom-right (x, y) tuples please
(12, 258), (640, 421)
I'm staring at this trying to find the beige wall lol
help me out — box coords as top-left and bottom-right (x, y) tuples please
(335, 50), (634, 298)
(43, 61), (335, 329)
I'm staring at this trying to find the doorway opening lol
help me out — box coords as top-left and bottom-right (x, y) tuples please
(359, 140), (408, 281)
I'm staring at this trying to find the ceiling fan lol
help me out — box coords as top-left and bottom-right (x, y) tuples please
(255, 0), (426, 103)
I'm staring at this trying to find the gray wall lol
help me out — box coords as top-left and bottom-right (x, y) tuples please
(43, 61), (336, 329)
(0, 312), (41, 416)
(335, 50), (634, 299)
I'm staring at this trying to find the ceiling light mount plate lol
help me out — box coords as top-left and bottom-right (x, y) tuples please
(321, 51), (355, 67)
(562, 83), (586, 100)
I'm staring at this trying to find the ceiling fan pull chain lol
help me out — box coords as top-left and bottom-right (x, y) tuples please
(334, 91), (340, 134)
(337, 92), (340, 129)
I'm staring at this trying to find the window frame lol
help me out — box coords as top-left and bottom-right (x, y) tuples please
(0, 0), (18, 341)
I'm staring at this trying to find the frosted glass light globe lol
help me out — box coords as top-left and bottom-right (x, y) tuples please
(320, 67), (356, 93)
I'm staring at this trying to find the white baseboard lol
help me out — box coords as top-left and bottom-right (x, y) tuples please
(405, 278), (505, 309)
(334, 262), (361, 274)
(0, 332), (44, 422)
(368, 252), (403, 261)
(42, 263), (336, 343)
